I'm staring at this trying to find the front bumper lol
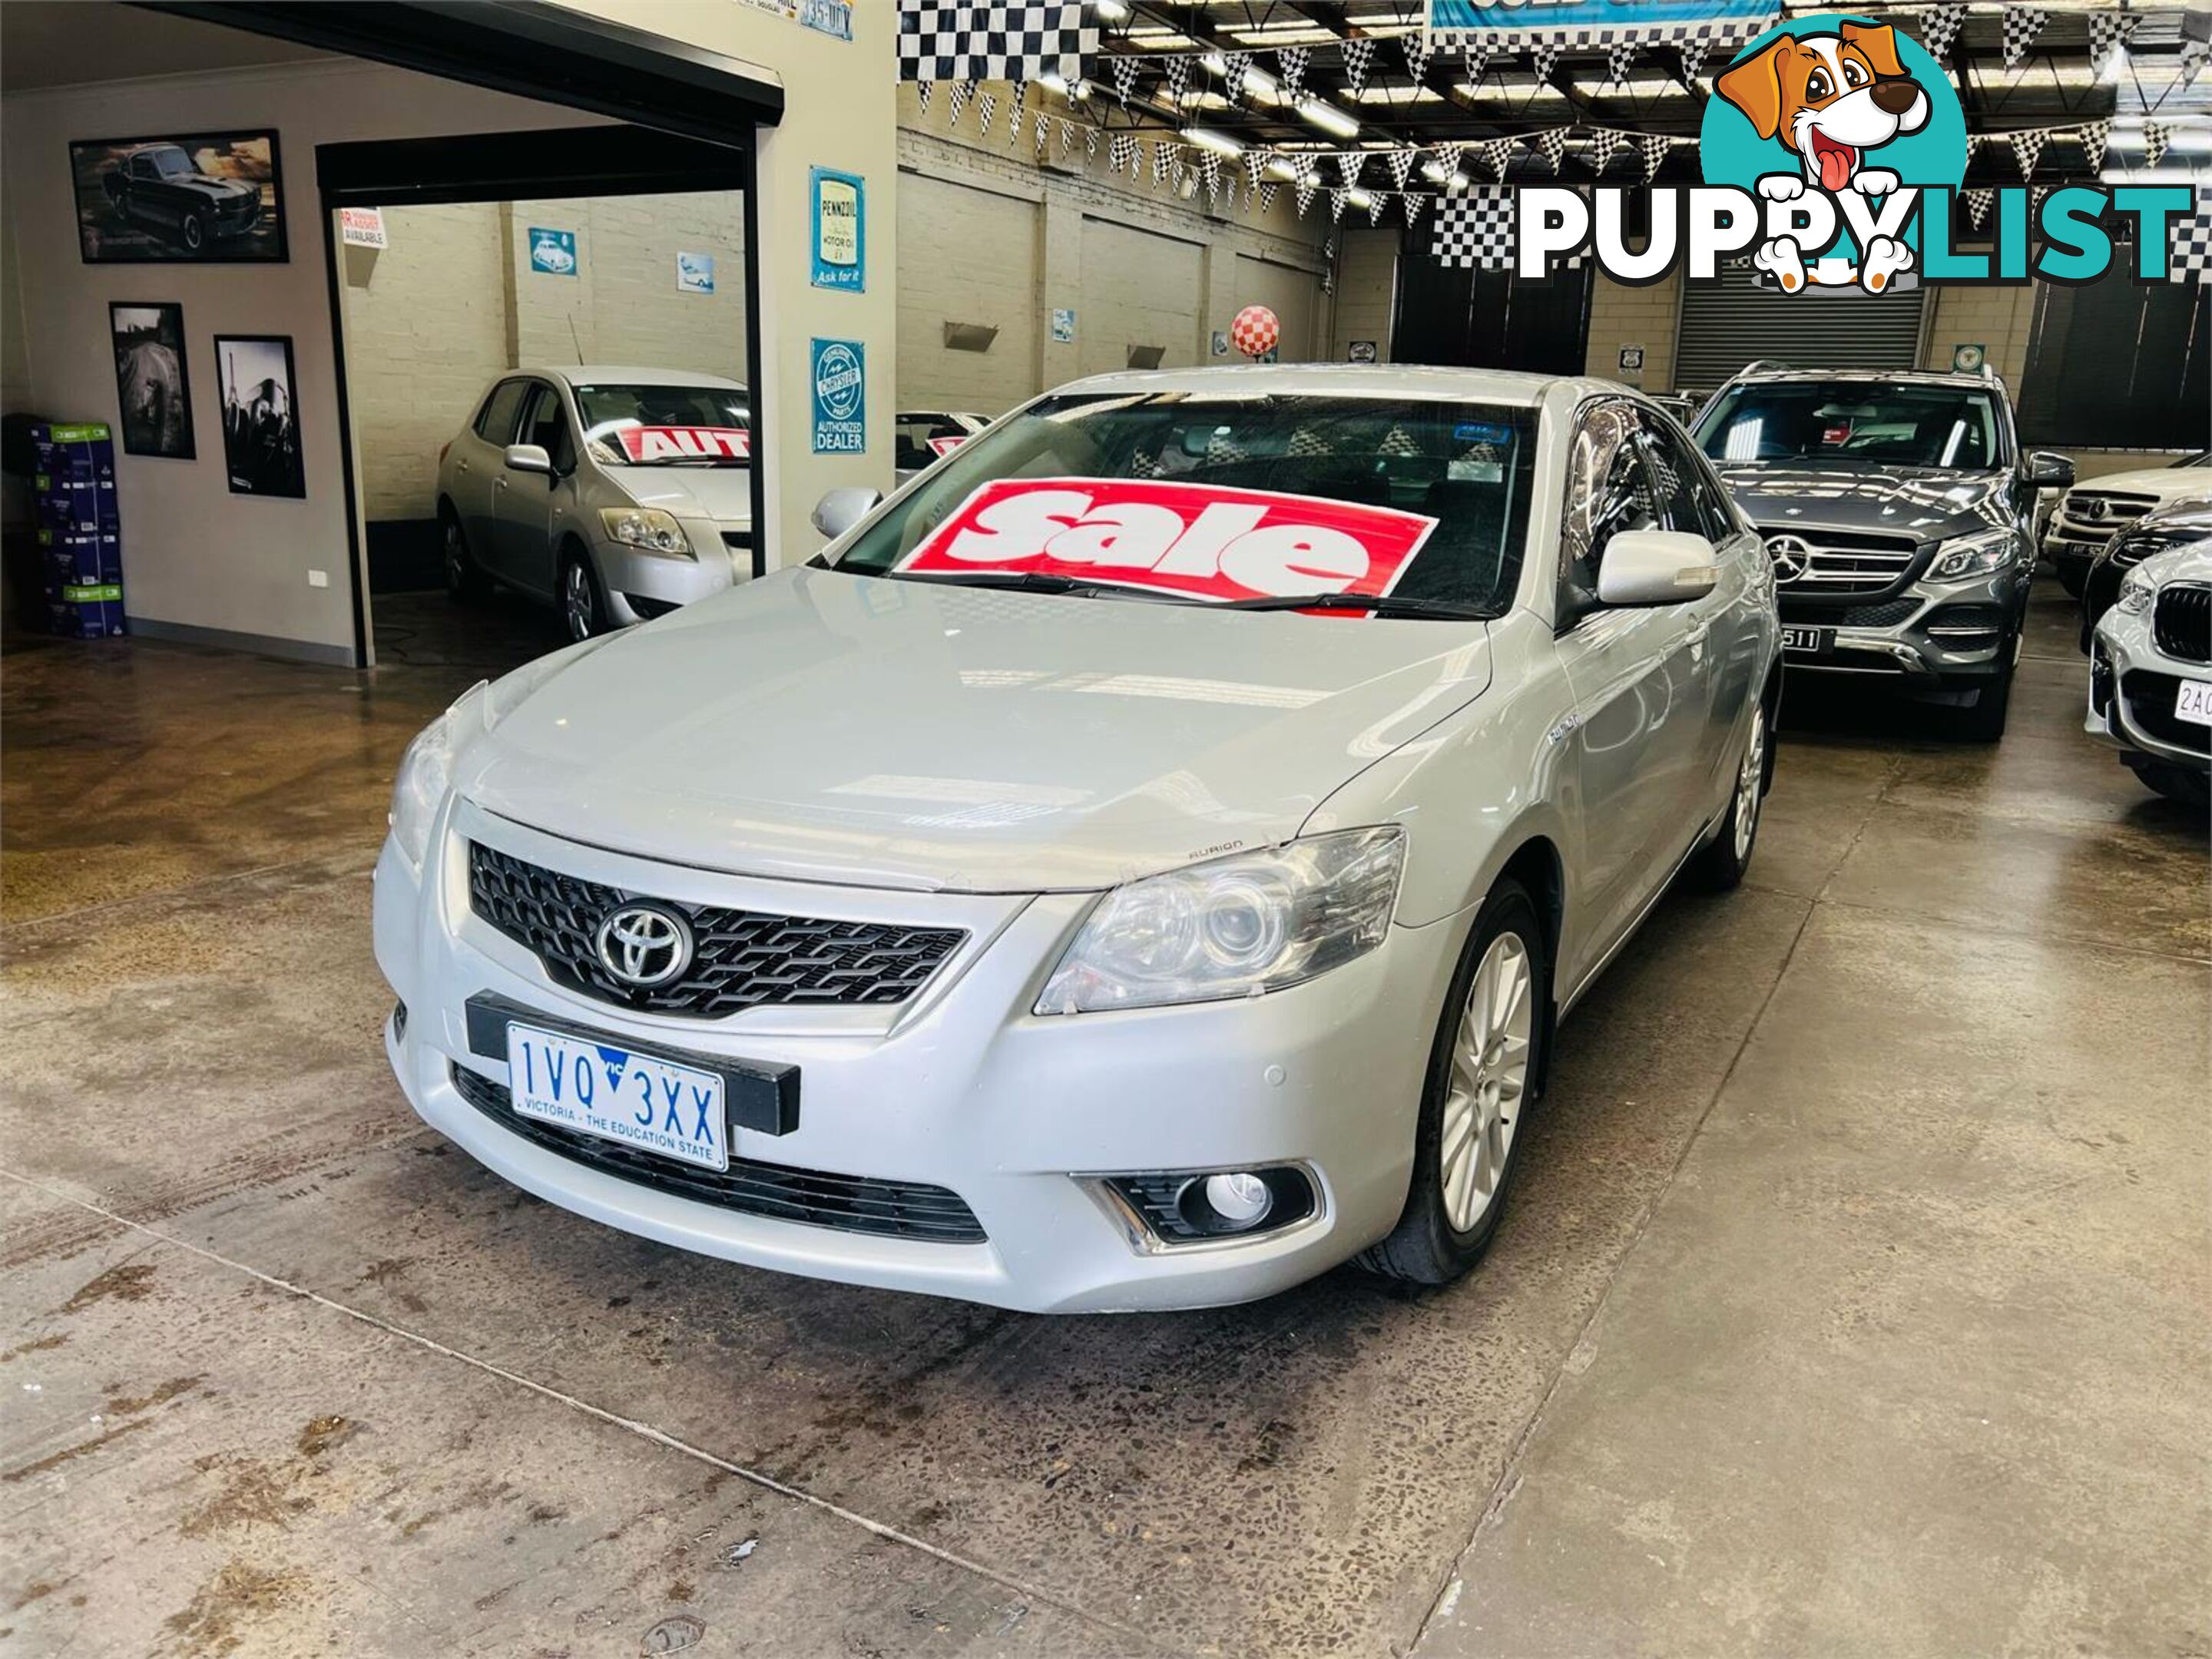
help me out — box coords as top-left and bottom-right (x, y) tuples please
(594, 518), (747, 627)
(2086, 608), (2212, 775)
(1778, 567), (2025, 691)
(2045, 528), (2113, 580)
(373, 801), (1461, 1313)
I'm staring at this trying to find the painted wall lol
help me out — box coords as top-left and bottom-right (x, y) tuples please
(1585, 269), (1684, 392)
(1329, 230), (1399, 363)
(0, 59), (588, 661)
(895, 170), (1041, 416)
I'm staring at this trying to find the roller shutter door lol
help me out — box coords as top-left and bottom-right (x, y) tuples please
(1675, 267), (1926, 396)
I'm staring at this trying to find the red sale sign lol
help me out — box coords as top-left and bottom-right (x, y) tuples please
(615, 426), (751, 462)
(926, 434), (969, 458)
(894, 477), (1438, 603)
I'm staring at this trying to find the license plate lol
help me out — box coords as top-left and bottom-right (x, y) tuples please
(2176, 679), (2212, 727)
(1780, 626), (1832, 655)
(507, 1022), (728, 1171)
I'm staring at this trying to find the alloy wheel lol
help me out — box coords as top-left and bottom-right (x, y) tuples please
(1733, 703), (1767, 861)
(1439, 931), (1533, 1233)
(443, 524), (467, 591)
(564, 560), (598, 641)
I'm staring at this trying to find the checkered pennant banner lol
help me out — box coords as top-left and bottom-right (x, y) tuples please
(1057, 117), (1078, 155)
(1477, 137), (1515, 180)
(1606, 40), (1637, 84)
(1529, 127), (1569, 171)
(1403, 31), (1435, 84)
(1293, 174), (1319, 217)
(2086, 10), (2137, 66)
(1402, 191), (1428, 222)
(1219, 50), (1254, 106)
(1006, 101), (1027, 146)
(1584, 128), (1627, 173)
(1342, 36), (1379, 94)
(1107, 53), (1141, 105)
(1258, 182), (1280, 213)
(1387, 147), (1419, 190)
(1438, 13), (1776, 56)
(1035, 116), (1051, 160)
(1368, 192), (1387, 226)
(2144, 122), (2174, 169)
(1084, 125), (1101, 166)
(916, 78), (934, 112)
(1963, 133), (1983, 167)
(1109, 134), (1137, 174)
(1529, 42), (1561, 83)
(1431, 142), (1466, 180)
(1916, 2), (1967, 61)
(1639, 133), (1672, 181)
(1430, 187), (1515, 269)
(975, 90), (997, 135)
(1336, 151), (1367, 187)
(2182, 40), (2210, 88)
(1153, 141), (1176, 185)
(2077, 118), (2112, 173)
(947, 78), (976, 124)
(1678, 37), (1713, 84)
(1243, 148), (1271, 190)
(2169, 190), (2212, 283)
(1462, 39), (1496, 86)
(1276, 45), (1311, 102)
(1329, 186), (1349, 223)
(2009, 128), (2045, 178)
(1162, 53), (1194, 108)
(1999, 5), (2045, 70)
(1198, 151), (1221, 205)
(1963, 186), (1994, 230)
(897, 1), (1093, 84)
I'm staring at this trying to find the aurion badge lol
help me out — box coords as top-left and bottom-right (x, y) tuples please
(595, 904), (693, 988)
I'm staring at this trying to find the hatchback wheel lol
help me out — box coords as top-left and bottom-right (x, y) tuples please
(1690, 697), (1768, 889)
(561, 550), (605, 641)
(442, 512), (489, 602)
(1359, 879), (1547, 1285)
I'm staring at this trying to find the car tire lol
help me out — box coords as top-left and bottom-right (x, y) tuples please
(1690, 697), (1770, 892)
(440, 509), (490, 603)
(180, 209), (208, 254)
(561, 546), (607, 642)
(1954, 657), (2016, 743)
(2058, 568), (2087, 600)
(1359, 879), (1548, 1287)
(2125, 757), (2211, 812)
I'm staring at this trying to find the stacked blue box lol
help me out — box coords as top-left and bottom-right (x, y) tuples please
(30, 422), (126, 638)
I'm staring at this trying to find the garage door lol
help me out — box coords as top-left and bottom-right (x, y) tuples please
(1675, 266), (1926, 397)
(1080, 217), (1202, 377)
(1227, 253), (1319, 362)
(896, 172), (1040, 416)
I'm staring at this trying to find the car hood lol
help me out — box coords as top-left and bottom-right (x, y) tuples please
(613, 465), (753, 526)
(183, 172), (253, 199)
(1714, 463), (2013, 541)
(456, 568), (1493, 892)
(2065, 466), (2212, 505)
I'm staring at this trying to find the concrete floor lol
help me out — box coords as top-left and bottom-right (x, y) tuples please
(2, 581), (2205, 1658)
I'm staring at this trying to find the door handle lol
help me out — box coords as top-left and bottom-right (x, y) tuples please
(456, 459), (470, 473)
(495, 476), (509, 491)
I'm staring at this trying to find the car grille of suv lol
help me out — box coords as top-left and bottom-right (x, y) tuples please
(468, 843), (966, 1018)
(2152, 584), (2210, 665)
(1778, 594), (1922, 628)
(2055, 492), (2157, 543)
(449, 1064), (988, 1242)
(1759, 526), (1923, 598)
(2120, 670), (2212, 755)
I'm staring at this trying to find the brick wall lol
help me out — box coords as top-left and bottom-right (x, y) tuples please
(1920, 282), (2035, 386)
(1330, 230), (1398, 363)
(1584, 270), (1683, 391)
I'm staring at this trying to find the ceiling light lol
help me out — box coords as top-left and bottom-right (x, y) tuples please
(1296, 97), (1362, 139)
(1346, 188), (1375, 209)
(1182, 127), (1245, 157)
(1094, 0), (1131, 18)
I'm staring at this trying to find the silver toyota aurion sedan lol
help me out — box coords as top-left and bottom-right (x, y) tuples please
(376, 366), (1780, 1313)
(436, 366), (754, 641)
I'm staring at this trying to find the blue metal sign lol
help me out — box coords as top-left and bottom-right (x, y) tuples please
(810, 338), (866, 454)
(1427, 0), (1773, 34)
(528, 227), (577, 276)
(810, 168), (866, 292)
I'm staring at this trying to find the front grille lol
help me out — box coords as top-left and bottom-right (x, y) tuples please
(2055, 492), (2156, 541)
(469, 843), (966, 1018)
(2153, 583), (2211, 664)
(1760, 525), (1924, 598)
(450, 1063), (987, 1242)
(2120, 670), (2212, 755)
(1777, 594), (1922, 627)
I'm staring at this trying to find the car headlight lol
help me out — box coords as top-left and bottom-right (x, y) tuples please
(1035, 827), (1406, 1015)
(2116, 568), (2157, 615)
(599, 507), (694, 558)
(1926, 528), (2019, 582)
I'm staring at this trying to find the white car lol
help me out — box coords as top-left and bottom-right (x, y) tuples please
(436, 366), (754, 641)
(893, 409), (991, 485)
(2045, 452), (2211, 598)
(376, 366), (1780, 1313)
(2087, 538), (2212, 809)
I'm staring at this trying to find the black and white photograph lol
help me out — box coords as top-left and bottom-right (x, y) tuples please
(71, 129), (284, 263)
(107, 300), (194, 459)
(214, 333), (303, 498)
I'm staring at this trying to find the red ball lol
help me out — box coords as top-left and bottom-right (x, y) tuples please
(1230, 303), (1280, 359)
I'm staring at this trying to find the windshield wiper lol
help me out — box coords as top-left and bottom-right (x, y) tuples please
(1217, 591), (1495, 620)
(879, 569), (1118, 596)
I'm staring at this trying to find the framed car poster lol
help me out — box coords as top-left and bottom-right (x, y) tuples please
(810, 168), (865, 291)
(71, 131), (285, 263)
(109, 302), (195, 459)
(214, 334), (305, 498)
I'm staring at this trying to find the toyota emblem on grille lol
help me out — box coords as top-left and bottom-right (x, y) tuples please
(1764, 535), (1812, 584)
(595, 904), (693, 988)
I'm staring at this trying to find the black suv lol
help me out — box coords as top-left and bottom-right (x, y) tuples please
(1690, 366), (2073, 740)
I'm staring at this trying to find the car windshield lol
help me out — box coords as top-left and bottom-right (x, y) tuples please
(834, 392), (1538, 614)
(1696, 381), (2008, 471)
(152, 147), (194, 177)
(574, 383), (751, 466)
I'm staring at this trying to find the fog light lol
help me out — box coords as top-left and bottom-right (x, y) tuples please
(1202, 1171), (1273, 1228)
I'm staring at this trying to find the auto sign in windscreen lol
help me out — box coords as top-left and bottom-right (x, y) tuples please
(836, 394), (1541, 613)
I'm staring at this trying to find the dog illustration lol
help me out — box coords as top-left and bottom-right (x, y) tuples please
(1717, 22), (1931, 292)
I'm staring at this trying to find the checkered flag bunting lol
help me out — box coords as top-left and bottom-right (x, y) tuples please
(1402, 191), (1427, 222)
(1084, 125), (1101, 165)
(1585, 128), (1626, 172)
(1258, 182), (1280, 213)
(1163, 53), (1193, 108)
(1109, 134), (1136, 174)
(1342, 36), (1378, 95)
(897, 1), (1094, 84)
(1530, 127), (1569, 171)
(1477, 137), (1515, 180)
(1462, 40), (1495, 87)
(1220, 50), (1254, 106)
(1368, 193), (1386, 226)
(1336, 151), (1366, 187)
(1387, 147), (1419, 190)
(1529, 42), (1561, 84)
(1431, 187), (1515, 269)
(1293, 174), (1319, 217)
(1036, 117), (1051, 160)
(2144, 122), (2174, 169)
(1963, 133), (1983, 167)
(1964, 187), (1994, 230)
(1058, 117), (1078, 154)
(1329, 186), (1349, 223)
(1607, 40), (1637, 84)
(1153, 141), (1175, 185)
(2086, 10), (2136, 67)
(1404, 32), (1435, 84)
(1639, 133), (1672, 180)
(2182, 40), (2210, 88)
(1198, 151), (1220, 205)
(975, 90), (996, 135)
(1916, 2), (1967, 61)
(916, 79), (934, 111)
(947, 79), (975, 124)
(1243, 149), (1270, 190)
(2077, 119), (2111, 173)
(1678, 38), (1711, 84)
(1999, 5), (2045, 70)
(1277, 45), (1311, 102)
(1108, 53), (1141, 105)
(2169, 190), (2212, 283)
(2009, 128), (2045, 177)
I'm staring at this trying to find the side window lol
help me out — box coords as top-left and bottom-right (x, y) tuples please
(893, 419), (935, 472)
(129, 154), (157, 180)
(522, 384), (575, 472)
(1561, 402), (1661, 614)
(1637, 415), (1737, 544)
(473, 379), (531, 443)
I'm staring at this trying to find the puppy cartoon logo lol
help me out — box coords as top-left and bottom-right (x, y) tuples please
(1703, 14), (1965, 294)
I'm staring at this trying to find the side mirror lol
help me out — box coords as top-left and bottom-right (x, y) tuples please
(2028, 451), (2075, 490)
(812, 486), (882, 541)
(1597, 529), (1720, 608)
(505, 442), (553, 475)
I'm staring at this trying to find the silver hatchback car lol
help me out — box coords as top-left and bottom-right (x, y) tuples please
(436, 366), (756, 641)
